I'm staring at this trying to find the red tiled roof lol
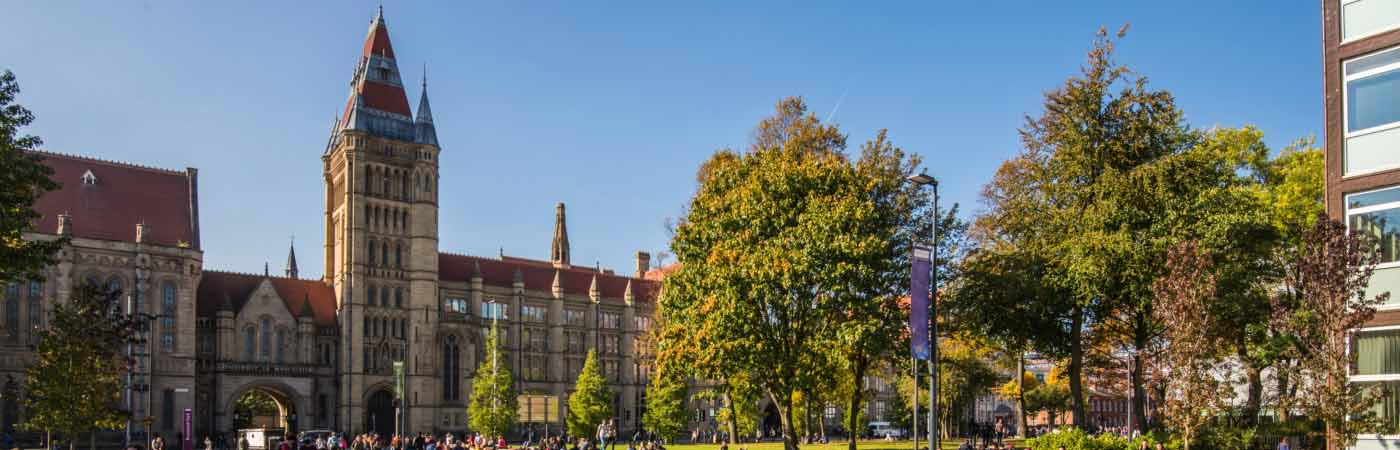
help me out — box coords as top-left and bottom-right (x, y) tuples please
(643, 264), (679, 281)
(360, 80), (412, 117)
(197, 271), (337, 327)
(362, 18), (395, 59)
(439, 253), (659, 302)
(29, 151), (198, 248)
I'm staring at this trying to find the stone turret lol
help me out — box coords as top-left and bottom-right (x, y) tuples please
(286, 240), (300, 279)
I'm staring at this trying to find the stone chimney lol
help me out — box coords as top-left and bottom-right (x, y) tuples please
(635, 251), (651, 278)
(135, 222), (150, 244)
(57, 213), (72, 236)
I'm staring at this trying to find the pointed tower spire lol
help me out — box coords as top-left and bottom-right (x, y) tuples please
(414, 63), (438, 146)
(552, 269), (564, 298)
(264, 262), (270, 277)
(301, 293), (314, 317)
(338, 7), (414, 140)
(589, 272), (600, 296)
(550, 202), (570, 267)
(285, 237), (300, 279)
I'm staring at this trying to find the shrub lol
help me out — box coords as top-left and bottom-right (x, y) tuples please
(1024, 428), (1180, 450)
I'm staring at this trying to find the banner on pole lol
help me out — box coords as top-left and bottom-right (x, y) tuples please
(183, 408), (193, 450)
(393, 361), (405, 398)
(911, 245), (932, 360)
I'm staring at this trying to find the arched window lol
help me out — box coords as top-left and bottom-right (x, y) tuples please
(395, 243), (403, 268)
(106, 276), (123, 297)
(365, 165), (373, 192)
(401, 174), (408, 198)
(368, 285), (377, 307)
(399, 319), (406, 338)
(259, 318), (271, 361)
(382, 170), (390, 195)
(368, 239), (377, 267)
(27, 280), (41, 333)
(243, 326), (256, 361)
(275, 329), (286, 363)
(365, 205), (371, 225)
(362, 317), (369, 337)
(4, 283), (18, 341)
(443, 335), (460, 400)
(395, 287), (404, 308)
(161, 282), (177, 352)
(381, 242), (389, 266)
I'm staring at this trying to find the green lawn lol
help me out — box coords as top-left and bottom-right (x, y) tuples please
(664, 439), (1025, 450)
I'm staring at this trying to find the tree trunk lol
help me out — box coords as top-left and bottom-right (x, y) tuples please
(722, 392), (739, 445)
(1241, 347), (1262, 426)
(817, 402), (826, 442)
(1275, 366), (1291, 421)
(1068, 305), (1086, 428)
(769, 390), (798, 450)
(1130, 350), (1146, 434)
(847, 356), (868, 450)
(1017, 353), (1026, 438)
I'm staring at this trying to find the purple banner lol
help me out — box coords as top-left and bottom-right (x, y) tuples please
(183, 408), (193, 450)
(911, 245), (931, 360)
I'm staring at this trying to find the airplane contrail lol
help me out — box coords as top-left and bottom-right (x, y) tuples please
(826, 88), (850, 123)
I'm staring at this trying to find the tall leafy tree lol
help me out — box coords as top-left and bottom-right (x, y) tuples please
(1276, 216), (1388, 450)
(0, 70), (65, 283)
(643, 360), (690, 442)
(567, 350), (612, 439)
(661, 97), (907, 450)
(1152, 242), (1232, 450)
(23, 284), (138, 450)
(468, 321), (518, 437)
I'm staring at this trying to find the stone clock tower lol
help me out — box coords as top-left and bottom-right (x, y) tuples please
(322, 7), (441, 435)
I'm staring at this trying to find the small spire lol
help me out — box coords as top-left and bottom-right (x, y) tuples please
(472, 260), (482, 279)
(589, 272), (599, 295)
(220, 292), (235, 312)
(514, 268), (525, 283)
(264, 262), (269, 277)
(301, 293), (315, 318)
(285, 236), (300, 279)
(550, 203), (570, 267)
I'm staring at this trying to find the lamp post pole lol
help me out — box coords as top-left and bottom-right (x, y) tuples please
(908, 172), (939, 450)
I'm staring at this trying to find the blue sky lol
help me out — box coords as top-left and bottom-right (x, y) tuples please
(2, 1), (1321, 278)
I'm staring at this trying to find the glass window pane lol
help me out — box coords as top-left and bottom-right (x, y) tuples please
(1343, 0), (1400, 43)
(1350, 207), (1400, 264)
(1360, 380), (1400, 435)
(1350, 187), (1400, 209)
(1349, 68), (1400, 132)
(1357, 329), (1400, 374)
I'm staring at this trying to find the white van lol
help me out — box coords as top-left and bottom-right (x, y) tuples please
(869, 422), (904, 439)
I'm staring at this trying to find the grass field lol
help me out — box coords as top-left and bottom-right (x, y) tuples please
(663, 439), (1026, 450)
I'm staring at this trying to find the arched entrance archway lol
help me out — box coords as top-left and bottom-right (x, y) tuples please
(761, 403), (780, 439)
(230, 386), (299, 437)
(365, 390), (395, 437)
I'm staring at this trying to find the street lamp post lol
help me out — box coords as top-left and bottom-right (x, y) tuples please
(907, 172), (939, 450)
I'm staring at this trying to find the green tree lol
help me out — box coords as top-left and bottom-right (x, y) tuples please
(661, 97), (909, 450)
(0, 70), (66, 283)
(23, 283), (138, 450)
(935, 335), (1002, 437)
(468, 321), (518, 437)
(1024, 366), (1072, 426)
(643, 366), (689, 442)
(567, 350), (612, 439)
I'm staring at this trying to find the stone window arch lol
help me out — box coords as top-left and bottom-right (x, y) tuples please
(443, 334), (461, 400)
(160, 281), (177, 352)
(259, 317), (272, 362)
(395, 243), (402, 268)
(381, 241), (389, 267)
(243, 326), (256, 361)
(368, 239), (377, 267)
(368, 284), (377, 307)
(395, 287), (404, 308)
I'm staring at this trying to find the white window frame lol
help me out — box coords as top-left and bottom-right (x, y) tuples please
(1345, 185), (1400, 270)
(1342, 0), (1400, 44)
(1344, 46), (1400, 176)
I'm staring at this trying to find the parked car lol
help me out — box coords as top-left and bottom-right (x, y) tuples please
(299, 430), (336, 447)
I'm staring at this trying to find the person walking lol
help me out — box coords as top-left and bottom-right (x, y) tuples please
(152, 434), (167, 450)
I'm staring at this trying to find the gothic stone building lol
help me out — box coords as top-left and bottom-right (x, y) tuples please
(17, 9), (661, 441)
